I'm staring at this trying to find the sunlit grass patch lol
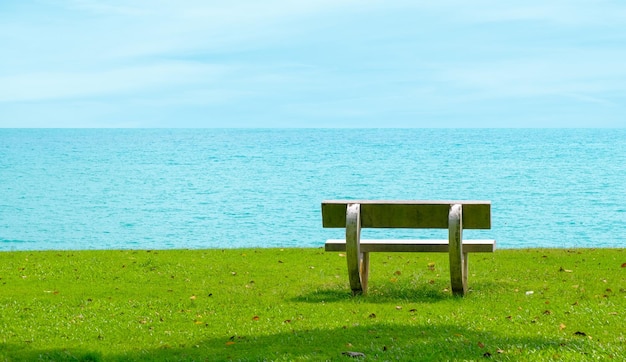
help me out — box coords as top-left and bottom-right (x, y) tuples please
(0, 248), (624, 361)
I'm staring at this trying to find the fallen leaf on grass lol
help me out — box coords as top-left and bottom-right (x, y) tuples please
(342, 351), (366, 358)
(621, 263), (626, 268)
(478, 342), (485, 348)
(225, 341), (235, 346)
(252, 316), (259, 321)
(559, 323), (566, 331)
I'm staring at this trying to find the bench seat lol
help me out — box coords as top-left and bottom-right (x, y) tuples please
(325, 239), (496, 253)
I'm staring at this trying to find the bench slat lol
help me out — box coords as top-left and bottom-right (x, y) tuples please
(322, 200), (491, 229)
(325, 239), (496, 253)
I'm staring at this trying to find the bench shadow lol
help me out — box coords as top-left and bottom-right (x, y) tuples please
(292, 284), (453, 304)
(4, 323), (595, 361)
(292, 277), (509, 304)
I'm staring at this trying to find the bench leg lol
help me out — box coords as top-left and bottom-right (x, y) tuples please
(346, 203), (366, 295)
(361, 252), (369, 293)
(448, 204), (468, 296)
(463, 252), (469, 287)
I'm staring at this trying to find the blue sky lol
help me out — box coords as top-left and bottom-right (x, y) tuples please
(1, 1), (625, 127)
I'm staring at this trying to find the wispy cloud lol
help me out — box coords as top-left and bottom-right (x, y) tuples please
(440, 50), (626, 100)
(0, 62), (229, 102)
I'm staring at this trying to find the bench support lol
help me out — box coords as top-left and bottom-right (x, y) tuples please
(448, 204), (467, 296)
(346, 203), (369, 295)
(341, 203), (476, 296)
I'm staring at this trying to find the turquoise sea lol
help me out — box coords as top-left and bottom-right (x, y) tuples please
(1, 129), (625, 251)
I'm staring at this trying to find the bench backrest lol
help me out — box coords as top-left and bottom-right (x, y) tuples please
(322, 200), (491, 229)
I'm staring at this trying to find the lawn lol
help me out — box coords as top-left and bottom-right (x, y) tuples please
(0, 248), (624, 361)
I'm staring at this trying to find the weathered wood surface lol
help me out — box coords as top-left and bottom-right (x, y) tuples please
(324, 239), (496, 253)
(322, 200), (491, 229)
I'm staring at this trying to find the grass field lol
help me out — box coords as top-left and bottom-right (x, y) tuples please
(0, 248), (624, 361)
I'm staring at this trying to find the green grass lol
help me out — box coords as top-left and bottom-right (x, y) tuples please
(0, 248), (624, 361)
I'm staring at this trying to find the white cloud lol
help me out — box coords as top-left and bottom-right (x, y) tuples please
(412, 0), (626, 26)
(439, 48), (626, 102)
(0, 62), (228, 102)
(65, 0), (148, 16)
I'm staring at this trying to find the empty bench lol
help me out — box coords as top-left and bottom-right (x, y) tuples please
(322, 200), (495, 296)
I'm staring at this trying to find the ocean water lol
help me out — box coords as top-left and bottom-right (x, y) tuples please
(1, 128), (625, 251)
